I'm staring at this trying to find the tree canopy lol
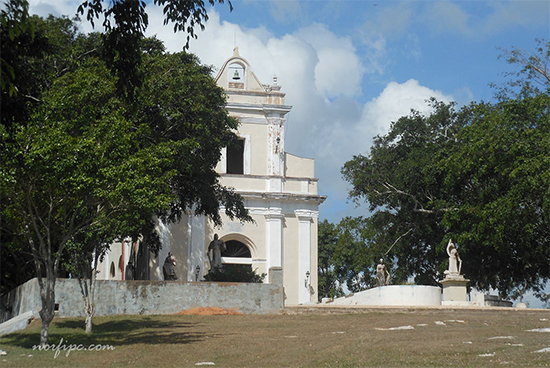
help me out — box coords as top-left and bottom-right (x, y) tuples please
(77, 0), (232, 98)
(1, 5), (249, 344)
(444, 94), (550, 298)
(340, 42), (550, 301)
(341, 99), (468, 286)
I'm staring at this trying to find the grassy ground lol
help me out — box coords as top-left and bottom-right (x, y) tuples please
(0, 306), (549, 367)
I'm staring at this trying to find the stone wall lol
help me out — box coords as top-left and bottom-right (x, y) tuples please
(0, 267), (283, 324)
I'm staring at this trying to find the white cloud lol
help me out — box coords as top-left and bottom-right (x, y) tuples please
(404, 33), (421, 61)
(28, 0), (97, 33)
(178, 12), (373, 219)
(361, 79), (452, 138)
(28, 0), (78, 18)
(294, 23), (364, 98)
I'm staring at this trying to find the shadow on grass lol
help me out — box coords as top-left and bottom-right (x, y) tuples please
(0, 315), (226, 349)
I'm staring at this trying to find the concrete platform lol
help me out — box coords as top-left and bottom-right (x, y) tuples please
(326, 285), (442, 307)
(284, 304), (545, 315)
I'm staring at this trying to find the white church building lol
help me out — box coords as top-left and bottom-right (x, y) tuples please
(97, 49), (326, 305)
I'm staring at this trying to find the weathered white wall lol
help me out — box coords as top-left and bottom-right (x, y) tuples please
(0, 268), (284, 327)
(284, 153), (315, 178)
(330, 285), (442, 307)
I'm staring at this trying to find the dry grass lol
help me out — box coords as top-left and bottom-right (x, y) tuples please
(1, 306), (549, 367)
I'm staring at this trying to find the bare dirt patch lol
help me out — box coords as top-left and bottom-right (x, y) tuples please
(176, 307), (243, 315)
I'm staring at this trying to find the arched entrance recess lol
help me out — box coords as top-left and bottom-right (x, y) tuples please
(219, 234), (255, 265)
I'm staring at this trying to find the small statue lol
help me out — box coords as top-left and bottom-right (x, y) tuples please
(445, 239), (462, 276)
(125, 260), (134, 281)
(162, 252), (178, 281)
(376, 259), (390, 287)
(208, 234), (226, 271)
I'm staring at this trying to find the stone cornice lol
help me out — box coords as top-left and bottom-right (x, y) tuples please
(294, 209), (319, 219)
(225, 90), (286, 98)
(221, 173), (319, 182)
(226, 102), (292, 115)
(237, 190), (327, 204)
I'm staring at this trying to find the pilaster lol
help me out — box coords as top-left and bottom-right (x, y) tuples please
(265, 211), (284, 282)
(187, 215), (206, 281)
(295, 210), (318, 304)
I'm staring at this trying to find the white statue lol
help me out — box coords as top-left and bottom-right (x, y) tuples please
(445, 239), (462, 276)
(376, 259), (390, 287)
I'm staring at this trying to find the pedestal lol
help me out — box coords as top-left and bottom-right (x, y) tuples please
(440, 275), (469, 303)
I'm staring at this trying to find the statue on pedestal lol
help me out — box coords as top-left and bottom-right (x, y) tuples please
(208, 234), (226, 271)
(376, 259), (391, 287)
(444, 239), (462, 278)
(441, 239), (469, 303)
(163, 252), (178, 281)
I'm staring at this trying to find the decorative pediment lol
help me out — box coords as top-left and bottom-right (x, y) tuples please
(215, 47), (266, 92)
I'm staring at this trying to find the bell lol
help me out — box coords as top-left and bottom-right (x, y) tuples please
(232, 70), (240, 80)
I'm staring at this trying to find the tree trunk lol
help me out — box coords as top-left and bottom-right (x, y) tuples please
(39, 275), (56, 347)
(24, 219), (61, 348)
(86, 274), (96, 334)
(78, 277), (95, 334)
(84, 283), (95, 334)
(86, 249), (97, 334)
(85, 312), (93, 334)
(39, 317), (51, 347)
(78, 247), (98, 334)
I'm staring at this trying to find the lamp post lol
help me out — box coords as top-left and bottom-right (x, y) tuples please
(195, 265), (201, 282)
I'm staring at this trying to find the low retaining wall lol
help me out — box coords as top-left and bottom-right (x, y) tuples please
(0, 279), (41, 323)
(0, 267), (283, 325)
(328, 285), (442, 307)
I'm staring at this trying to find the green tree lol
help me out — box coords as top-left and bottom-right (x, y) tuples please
(443, 94), (550, 299)
(1, 12), (250, 344)
(137, 51), (250, 226)
(318, 217), (403, 300)
(495, 39), (550, 98)
(0, 0), (30, 96)
(63, 47), (252, 335)
(342, 79), (550, 301)
(317, 220), (343, 300)
(64, 229), (114, 334)
(342, 100), (468, 286)
(1, 3), (85, 296)
(1, 53), (176, 345)
(77, 0), (233, 98)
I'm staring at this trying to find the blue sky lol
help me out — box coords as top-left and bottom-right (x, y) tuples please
(24, 0), (550, 307)
(27, 0), (549, 224)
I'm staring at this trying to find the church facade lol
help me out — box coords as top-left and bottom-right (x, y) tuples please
(97, 49), (326, 305)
